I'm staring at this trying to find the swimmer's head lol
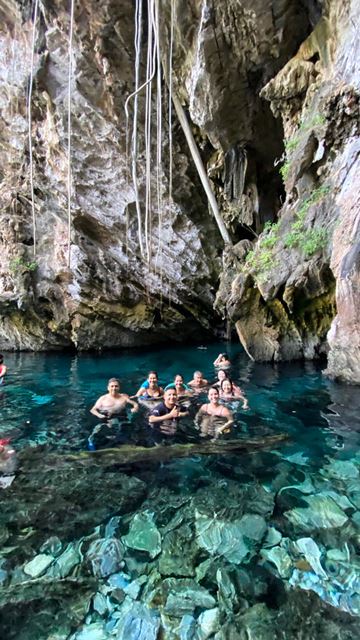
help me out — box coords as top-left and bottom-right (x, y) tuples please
(193, 371), (204, 383)
(147, 371), (158, 385)
(174, 374), (184, 386)
(221, 379), (233, 395)
(108, 378), (120, 392)
(164, 388), (177, 406)
(217, 369), (227, 382)
(208, 386), (220, 402)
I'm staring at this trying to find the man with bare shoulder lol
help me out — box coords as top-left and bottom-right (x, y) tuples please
(88, 378), (138, 450)
(187, 371), (208, 391)
(90, 378), (138, 419)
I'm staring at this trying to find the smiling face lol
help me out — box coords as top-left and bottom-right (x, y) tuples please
(208, 387), (220, 404)
(221, 379), (232, 395)
(194, 372), (204, 385)
(148, 373), (158, 387)
(217, 370), (227, 382)
(164, 388), (177, 408)
(174, 375), (184, 387)
(107, 379), (120, 396)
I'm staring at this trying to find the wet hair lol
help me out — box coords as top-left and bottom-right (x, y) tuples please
(108, 378), (120, 386)
(217, 369), (227, 378)
(220, 378), (234, 392)
(174, 374), (184, 382)
(193, 371), (203, 377)
(147, 371), (158, 379)
(209, 386), (220, 393)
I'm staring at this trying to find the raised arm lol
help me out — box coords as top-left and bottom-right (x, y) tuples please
(126, 395), (139, 413)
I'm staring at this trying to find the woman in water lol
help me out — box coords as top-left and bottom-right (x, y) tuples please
(195, 387), (234, 440)
(219, 378), (249, 409)
(135, 371), (164, 400)
(213, 369), (227, 388)
(165, 374), (192, 397)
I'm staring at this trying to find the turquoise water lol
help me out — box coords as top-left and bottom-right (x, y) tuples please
(0, 343), (359, 639)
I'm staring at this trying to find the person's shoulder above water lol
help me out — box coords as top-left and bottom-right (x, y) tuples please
(0, 355), (7, 384)
(213, 353), (231, 368)
(187, 371), (208, 388)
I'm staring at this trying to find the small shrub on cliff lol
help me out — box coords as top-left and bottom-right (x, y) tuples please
(284, 185), (330, 256)
(9, 257), (38, 274)
(243, 221), (280, 283)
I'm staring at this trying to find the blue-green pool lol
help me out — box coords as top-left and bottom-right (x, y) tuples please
(0, 343), (359, 639)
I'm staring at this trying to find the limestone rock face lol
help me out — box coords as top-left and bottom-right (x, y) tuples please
(0, 0), (360, 383)
(0, 0), (221, 349)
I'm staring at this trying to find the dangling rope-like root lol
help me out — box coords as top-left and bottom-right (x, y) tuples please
(67, 0), (75, 268)
(28, 0), (39, 257)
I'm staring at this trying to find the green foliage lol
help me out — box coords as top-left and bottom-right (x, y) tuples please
(300, 113), (326, 130)
(284, 185), (330, 256)
(243, 220), (281, 283)
(9, 256), (38, 274)
(280, 160), (290, 183)
(285, 137), (300, 154)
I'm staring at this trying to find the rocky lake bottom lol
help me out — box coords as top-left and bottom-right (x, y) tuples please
(0, 343), (359, 639)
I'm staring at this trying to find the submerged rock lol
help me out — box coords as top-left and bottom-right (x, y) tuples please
(294, 538), (327, 578)
(70, 622), (108, 640)
(196, 607), (220, 639)
(195, 511), (251, 565)
(23, 553), (54, 578)
(162, 578), (216, 616)
(87, 537), (125, 578)
(284, 494), (349, 531)
(122, 511), (161, 559)
(260, 546), (292, 579)
(112, 599), (161, 640)
(321, 459), (359, 481)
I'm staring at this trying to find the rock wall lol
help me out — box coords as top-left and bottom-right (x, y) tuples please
(0, 0), (359, 383)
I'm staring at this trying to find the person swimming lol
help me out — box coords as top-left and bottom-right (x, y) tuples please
(195, 386), (234, 440)
(164, 374), (192, 397)
(149, 388), (189, 437)
(0, 355), (7, 385)
(135, 371), (164, 400)
(213, 353), (231, 368)
(219, 378), (249, 409)
(213, 369), (227, 388)
(89, 378), (138, 450)
(187, 371), (208, 391)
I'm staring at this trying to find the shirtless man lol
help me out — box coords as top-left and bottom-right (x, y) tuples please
(187, 371), (208, 390)
(90, 378), (138, 419)
(195, 387), (234, 439)
(149, 388), (189, 436)
(88, 378), (138, 450)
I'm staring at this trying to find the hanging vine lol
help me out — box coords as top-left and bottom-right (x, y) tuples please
(28, 0), (39, 257)
(66, 0), (75, 268)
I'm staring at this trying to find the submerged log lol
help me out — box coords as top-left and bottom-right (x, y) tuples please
(38, 433), (289, 469)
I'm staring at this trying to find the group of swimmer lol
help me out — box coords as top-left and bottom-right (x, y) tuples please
(89, 352), (249, 447)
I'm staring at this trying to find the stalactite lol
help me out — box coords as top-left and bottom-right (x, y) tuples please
(67, 0), (75, 268)
(28, 0), (39, 257)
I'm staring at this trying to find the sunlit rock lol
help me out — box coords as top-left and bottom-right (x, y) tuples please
(87, 537), (125, 578)
(23, 553), (54, 578)
(122, 511), (161, 559)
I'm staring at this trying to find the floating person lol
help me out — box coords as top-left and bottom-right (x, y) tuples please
(135, 371), (164, 401)
(219, 378), (249, 409)
(0, 355), (7, 385)
(89, 378), (138, 450)
(195, 387), (234, 440)
(213, 353), (231, 368)
(165, 374), (193, 397)
(149, 388), (189, 437)
(187, 371), (208, 391)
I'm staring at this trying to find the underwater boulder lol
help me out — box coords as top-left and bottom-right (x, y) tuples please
(159, 523), (198, 577)
(87, 537), (125, 578)
(122, 511), (161, 559)
(23, 553), (54, 578)
(196, 607), (220, 639)
(162, 578), (216, 616)
(260, 546), (293, 579)
(284, 494), (349, 531)
(195, 511), (251, 565)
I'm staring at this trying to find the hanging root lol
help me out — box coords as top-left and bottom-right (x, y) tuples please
(28, 0), (40, 257)
(67, 0), (75, 268)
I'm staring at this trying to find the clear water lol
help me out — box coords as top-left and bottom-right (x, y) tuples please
(0, 343), (359, 639)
